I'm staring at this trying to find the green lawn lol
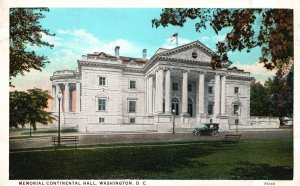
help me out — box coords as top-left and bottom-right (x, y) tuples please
(10, 140), (293, 180)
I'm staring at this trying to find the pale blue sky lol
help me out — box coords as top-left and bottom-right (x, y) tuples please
(11, 8), (276, 91)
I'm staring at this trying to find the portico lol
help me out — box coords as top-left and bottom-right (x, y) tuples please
(145, 67), (228, 129)
(51, 71), (81, 114)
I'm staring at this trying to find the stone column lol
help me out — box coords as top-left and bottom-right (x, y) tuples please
(154, 71), (159, 113)
(55, 84), (60, 112)
(165, 69), (171, 114)
(52, 85), (56, 112)
(198, 71), (205, 114)
(214, 73), (221, 116)
(64, 83), (70, 112)
(182, 70), (188, 114)
(76, 82), (81, 113)
(157, 69), (164, 113)
(145, 77), (148, 114)
(221, 75), (226, 115)
(148, 75), (153, 115)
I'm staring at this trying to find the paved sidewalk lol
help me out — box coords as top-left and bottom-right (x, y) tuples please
(9, 129), (293, 150)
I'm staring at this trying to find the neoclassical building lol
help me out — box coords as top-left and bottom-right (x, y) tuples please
(50, 41), (253, 133)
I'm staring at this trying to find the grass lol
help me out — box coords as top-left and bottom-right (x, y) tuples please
(9, 140), (293, 180)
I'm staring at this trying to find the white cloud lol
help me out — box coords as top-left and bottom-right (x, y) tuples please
(162, 37), (192, 49)
(233, 62), (276, 83)
(212, 34), (226, 42)
(41, 33), (62, 47)
(12, 28), (143, 91)
(201, 36), (210, 41)
(48, 49), (79, 70)
(57, 29), (68, 34)
(55, 28), (140, 56)
(200, 34), (226, 44)
(101, 39), (140, 56)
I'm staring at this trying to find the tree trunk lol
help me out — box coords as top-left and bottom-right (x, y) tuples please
(279, 117), (284, 126)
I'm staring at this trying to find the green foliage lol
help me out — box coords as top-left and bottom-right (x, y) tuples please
(10, 141), (293, 179)
(10, 88), (55, 129)
(250, 81), (271, 116)
(10, 8), (55, 86)
(152, 8), (293, 70)
(265, 69), (293, 124)
(250, 68), (293, 124)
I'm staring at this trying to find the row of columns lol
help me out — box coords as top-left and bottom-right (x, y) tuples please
(52, 82), (81, 113)
(145, 68), (227, 117)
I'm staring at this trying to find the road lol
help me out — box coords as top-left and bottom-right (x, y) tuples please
(9, 129), (293, 150)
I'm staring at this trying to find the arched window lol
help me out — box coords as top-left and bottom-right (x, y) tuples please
(172, 97), (179, 115)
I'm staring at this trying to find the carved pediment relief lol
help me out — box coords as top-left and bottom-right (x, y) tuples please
(161, 46), (212, 62)
(158, 42), (213, 63)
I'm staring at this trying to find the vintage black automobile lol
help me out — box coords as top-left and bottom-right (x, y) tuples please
(193, 123), (219, 136)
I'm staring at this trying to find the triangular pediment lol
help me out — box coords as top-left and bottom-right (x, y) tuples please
(157, 41), (214, 63)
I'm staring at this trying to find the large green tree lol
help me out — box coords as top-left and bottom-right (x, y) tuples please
(265, 68), (293, 125)
(152, 8), (293, 70)
(250, 67), (293, 125)
(250, 81), (271, 116)
(10, 8), (55, 86)
(10, 88), (55, 130)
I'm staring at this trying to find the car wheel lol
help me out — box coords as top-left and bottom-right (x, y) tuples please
(193, 130), (200, 136)
(212, 131), (219, 136)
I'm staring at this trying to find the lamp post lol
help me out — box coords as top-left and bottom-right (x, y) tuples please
(57, 91), (62, 145)
(172, 109), (176, 134)
(235, 110), (239, 133)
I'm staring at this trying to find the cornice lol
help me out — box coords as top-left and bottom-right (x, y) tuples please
(78, 60), (144, 73)
(50, 74), (77, 81)
(227, 75), (254, 81)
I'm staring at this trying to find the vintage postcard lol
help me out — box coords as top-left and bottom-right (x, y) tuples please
(1, 0), (299, 186)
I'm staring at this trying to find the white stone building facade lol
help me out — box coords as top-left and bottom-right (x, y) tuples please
(50, 41), (253, 133)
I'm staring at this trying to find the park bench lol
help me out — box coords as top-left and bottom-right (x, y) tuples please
(51, 136), (79, 149)
(222, 134), (241, 142)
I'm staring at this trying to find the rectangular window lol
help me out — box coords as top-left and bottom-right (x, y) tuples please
(129, 100), (136, 112)
(98, 98), (106, 111)
(130, 117), (135, 123)
(172, 83), (179, 91)
(235, 119), (239, 124)
(129, 80), (136, 89)
(208, 103), (214, 115)
(188, 84), (192, 92)
(99, 76), (106, 86)
(234, 87), (239, 94)
(99, 117), (105, 123)
(233, 105), (239, 115)
(208, 86), (213, 94)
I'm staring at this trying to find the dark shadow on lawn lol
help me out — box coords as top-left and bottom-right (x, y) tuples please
(10, 142), (234, 179)
(231, 161), (293, 180)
